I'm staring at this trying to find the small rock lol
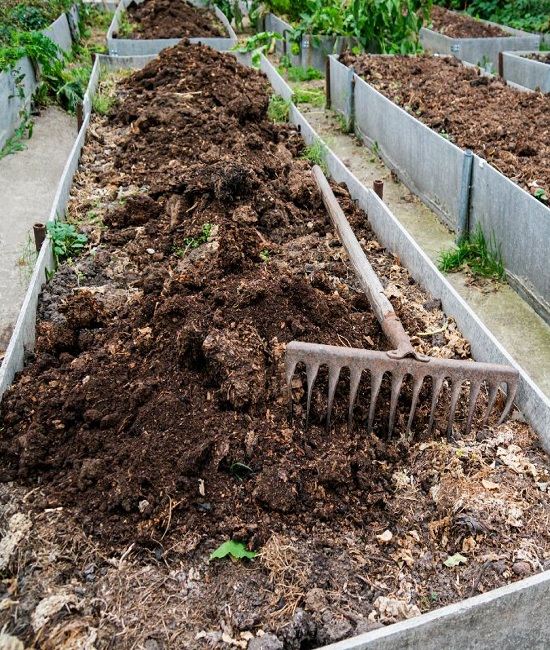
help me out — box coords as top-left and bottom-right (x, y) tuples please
(0, 634), (24, 650)
(139, 500), (152, 514)
(247, 634), (283, 650)
(512, 561), (531, 576)
(146, 248), (155, 255)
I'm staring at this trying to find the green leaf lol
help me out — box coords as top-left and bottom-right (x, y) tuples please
(444, 553), (468, 568)
(209, 540), (258, 562)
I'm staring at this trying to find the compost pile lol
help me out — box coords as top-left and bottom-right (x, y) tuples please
(1, 42), (550, 650)
(522, 52), (550, 64)
(340, 52), (550, 201)
(428, 5), (510, 38)
(125, 0), (225, 39)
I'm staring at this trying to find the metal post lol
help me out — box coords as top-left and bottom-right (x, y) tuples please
(457, 150), (474, 243)
(325, 56), (331, 110)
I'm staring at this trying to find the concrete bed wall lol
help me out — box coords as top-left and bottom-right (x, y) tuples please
(107, 0), (237, 56)
(420, 21), (540, 71)
(329, 54), (550, 327)
(0, 8), (78, 150)
(501, 51), (550, 93)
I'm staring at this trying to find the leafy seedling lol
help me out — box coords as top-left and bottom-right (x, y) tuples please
(209, 540), (258, 561)
(46, 221), (88, 267)
(232, 31), (282, 68)
(230, 462), (254, 482)
(259, 249), (270, 262)
(444, 553), (468, 568)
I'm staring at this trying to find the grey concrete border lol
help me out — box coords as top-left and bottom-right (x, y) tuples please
(107, 0), (237, 56)
(0, 8), (78, 149)
(320, 567), (550, 649)
(501, 51), (550, 93)
(3, 46), (550, 650)
(420, 20), (540, 71)
(329, 53), (550, 326)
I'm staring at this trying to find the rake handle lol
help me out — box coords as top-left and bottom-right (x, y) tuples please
(312, 165), (422, 361)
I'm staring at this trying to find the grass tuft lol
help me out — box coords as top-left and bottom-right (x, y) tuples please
(438, 224), (505, 281)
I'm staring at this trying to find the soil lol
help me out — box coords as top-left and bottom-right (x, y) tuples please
(522, 52), (550, 64)
(1, 41), (550, 650)
(124, 0), (225, 39)
(427, 5), (510, 38)
(340, 52), (550, 201)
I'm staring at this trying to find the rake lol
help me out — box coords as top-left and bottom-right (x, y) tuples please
(285, 166), (519, 439)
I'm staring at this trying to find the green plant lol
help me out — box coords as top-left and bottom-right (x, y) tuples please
(438, 224), (505, 281)
(230, 462), (254, 481)
(208, 0), (244, 31)
(283, 65), (324, 81)
(292, 86), (325, 106)
(209, 539), (258, 561)
(16, 232), (38, 284)
(0, 112), (33, 159)
(259, 249), (270, 262)
(533, 188), (549, 204)
(232, 31), (282, 68)
(46, 220), (88, 266)
(268, 94), (290, 122)
(181, 223), (214, 255)
(301, 138), (327, 172)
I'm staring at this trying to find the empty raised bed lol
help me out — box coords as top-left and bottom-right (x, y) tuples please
(1, 40), (550, 649)
(107, 0), (237, 55)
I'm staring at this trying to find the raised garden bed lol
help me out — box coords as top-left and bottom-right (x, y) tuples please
(107, 0), (237, 56)
(330, 52), (550, 329)
(501, 50), (550, 93)
(1, 40), (550, 649)
(264, 12), (354, 73)
(420, 5), (540, 71)
(0, 5), (79, 149)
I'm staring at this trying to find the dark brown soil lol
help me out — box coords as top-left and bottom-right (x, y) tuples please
(1, 42), (550, 649)
(340, 52), (550, 201)
(428, 5), (510, 38)
(125, 0), (225, 39)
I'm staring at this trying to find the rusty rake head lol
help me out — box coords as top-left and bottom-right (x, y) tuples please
(286, 341), (519, 439)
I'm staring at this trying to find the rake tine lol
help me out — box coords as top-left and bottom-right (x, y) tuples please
(388, 370), (406, 440)
(348, 366), (363, 431)
(367, 369), (384, 432)
(405, 375), (424, 439)
(326, 364), (342, 432)
(286, 358), (299, 424)
(465, 379), (482, 436)
(305, 361), (320, 430)
(447, 379), (464, 440)
(498, 379), (518, 424)
(483, 382), (500, 425)
(428, 375), (445, 435)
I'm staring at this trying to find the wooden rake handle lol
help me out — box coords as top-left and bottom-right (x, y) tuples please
(312, 165), (428, 362)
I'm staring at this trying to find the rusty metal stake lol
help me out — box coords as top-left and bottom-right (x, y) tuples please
(33, 223), (46, 252)
(373, 179), (384, 200)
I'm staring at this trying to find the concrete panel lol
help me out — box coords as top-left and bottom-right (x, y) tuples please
(352, 70), (464, 229)
(0, 58), (37, 150)
(501, 51), (550, 93)
(322, 568), (550, 649)
(470, 156), (550, 324)
(328, 55), (351, 117)
(420, 24), (540, 71)
(260, 55), (293, 101)
(41, 12), (74, 54)
(107, 0), (237, 56)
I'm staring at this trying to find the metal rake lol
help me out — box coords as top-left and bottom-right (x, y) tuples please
(285, 166), (519, 439)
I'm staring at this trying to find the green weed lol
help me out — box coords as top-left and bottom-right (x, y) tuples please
(438, 224), (505, 281)
(268, 94), (290, 122)
(292, 86), (325, 106)
(301, 138), (328, 172)
(46, 221), (88, 267)
(232, 31), (282, 68)
(283, 65), (324, 82)
(0, 113), (33, 160)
